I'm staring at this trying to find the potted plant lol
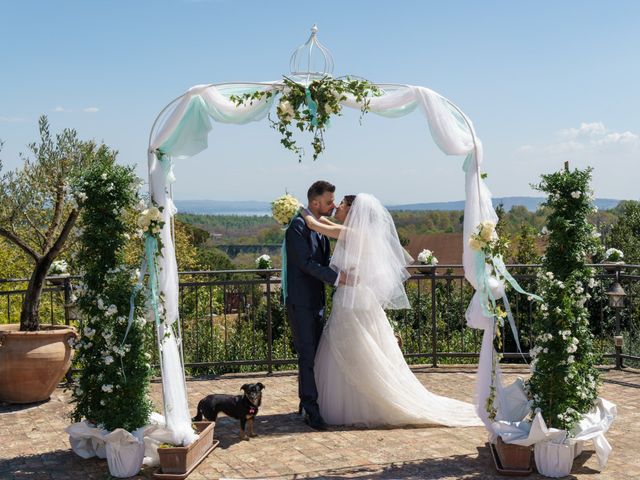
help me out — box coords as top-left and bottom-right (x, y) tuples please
(601, 248), (624, 273)
(67, 157), (153, 478)
(0, 117), (100, 404)
(526, 166), (604, 477)
(416, 248), (438, 274)
(48, 259), (71, 285)
(255, 254), (273, 278)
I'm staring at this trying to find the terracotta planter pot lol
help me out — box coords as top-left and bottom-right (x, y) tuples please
(155, 422), (218, 479)
(0, 324), (77, 404)
(495, 436), (532, 471)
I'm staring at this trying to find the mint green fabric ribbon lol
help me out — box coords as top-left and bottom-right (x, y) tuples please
(305, 88), (319, 127)
(280, 212), (300, 303)
(121, 233), (160, 380)
(143, 234), (162, 328)
(474, 250), (542, 357)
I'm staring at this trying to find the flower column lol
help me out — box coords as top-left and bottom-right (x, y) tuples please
(527, 167), (602, 432)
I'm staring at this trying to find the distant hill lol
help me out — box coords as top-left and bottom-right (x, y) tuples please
(175, 197), (622, 215)
(176, 200), (271, 215)
(387, 197), (621, 212)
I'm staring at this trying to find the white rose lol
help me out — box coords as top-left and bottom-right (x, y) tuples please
(149, 206), (161, 220)
(479, 221), (496, 242)
(277, 100), (295, 121)
(468, 237), (483, 251)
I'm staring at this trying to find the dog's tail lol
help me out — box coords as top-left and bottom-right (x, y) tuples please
(192, 400), (204, 422)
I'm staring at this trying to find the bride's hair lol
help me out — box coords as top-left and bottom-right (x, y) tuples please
(343, 195), (356, 207)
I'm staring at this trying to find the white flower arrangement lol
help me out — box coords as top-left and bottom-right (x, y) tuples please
(272, 194), (302, 226)
(604, 248), (624, 262)
(137, 205), (164, 234)
(468, 221), (498, 252)
(417, 249), (438, 266)
(49, 259), (69, 275)
(255, 254), (273, 270)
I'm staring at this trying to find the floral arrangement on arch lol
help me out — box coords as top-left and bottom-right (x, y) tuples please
(231, 76), (381, 161)
(468, 219), (517, 419)
(526, 166), (602, 431)
(69, 158), (154, 433)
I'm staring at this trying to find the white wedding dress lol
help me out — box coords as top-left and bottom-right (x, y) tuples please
(314, 194), (482, 428)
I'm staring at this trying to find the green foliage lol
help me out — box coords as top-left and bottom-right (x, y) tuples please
(608, 200), (640, 264)
(197, 247), (235, 271)
(527, 167), (601, 431)
(70, 157), (153, 432)
(177, 213), (276, 244)
(512, 224), (540, 265)
(231, 76), (380, 161)
(0, 116), (104, 330)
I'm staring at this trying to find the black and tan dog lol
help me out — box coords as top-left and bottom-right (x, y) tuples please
(192, 383), (264, 440)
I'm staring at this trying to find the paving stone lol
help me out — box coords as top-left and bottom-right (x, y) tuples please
(1, 365), (638, 479)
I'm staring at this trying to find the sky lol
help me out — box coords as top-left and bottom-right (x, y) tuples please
(1, 0), (639, 205)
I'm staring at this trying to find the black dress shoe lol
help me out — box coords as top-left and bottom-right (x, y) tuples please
(305, 415), (328, 431)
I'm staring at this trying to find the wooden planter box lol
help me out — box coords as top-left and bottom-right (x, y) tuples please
(491, 437), (532, 476)
(154, 422), (218, 479)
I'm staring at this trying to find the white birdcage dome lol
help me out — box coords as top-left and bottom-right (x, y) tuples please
(289, 25), (334, 82)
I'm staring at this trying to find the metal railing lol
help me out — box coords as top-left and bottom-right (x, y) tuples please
(1, 265), (639, 373)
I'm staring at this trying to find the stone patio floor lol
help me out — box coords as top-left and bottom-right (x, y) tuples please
(1, 365), (638, 480)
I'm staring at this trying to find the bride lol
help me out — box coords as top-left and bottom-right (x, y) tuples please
(301, 193), (482, 427)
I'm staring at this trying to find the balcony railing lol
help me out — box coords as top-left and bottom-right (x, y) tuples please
(1, 265), (639, 373)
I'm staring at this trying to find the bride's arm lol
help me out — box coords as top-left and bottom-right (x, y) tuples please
(300, 209), (344, 239)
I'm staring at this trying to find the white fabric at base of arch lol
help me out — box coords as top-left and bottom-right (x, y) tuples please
(147, 80), (505, 440)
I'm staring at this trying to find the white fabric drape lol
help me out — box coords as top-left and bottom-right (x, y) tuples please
(145, 80), (510, 442)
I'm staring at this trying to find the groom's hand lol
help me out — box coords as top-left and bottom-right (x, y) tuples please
(338, 271), (357, 286)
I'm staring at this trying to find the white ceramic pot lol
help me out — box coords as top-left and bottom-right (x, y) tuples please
(534, 440), (574, 478)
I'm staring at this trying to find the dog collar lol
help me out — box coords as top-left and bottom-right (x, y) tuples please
(249, 407), (256, 415)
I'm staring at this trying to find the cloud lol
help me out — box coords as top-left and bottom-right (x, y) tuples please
(54, 106), (66, 112)
(515, 145), (533, 153)
(0, 116), (27, 123)
(516, 122), (640, 157)
(83, 107), (99, 113)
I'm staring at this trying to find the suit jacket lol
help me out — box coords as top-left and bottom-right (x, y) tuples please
(285, 216), (338, 308)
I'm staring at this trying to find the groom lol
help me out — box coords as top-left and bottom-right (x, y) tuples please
(285, 180), (346, 431)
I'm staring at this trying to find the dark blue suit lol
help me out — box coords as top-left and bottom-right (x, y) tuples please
(285, 216), (338, 420)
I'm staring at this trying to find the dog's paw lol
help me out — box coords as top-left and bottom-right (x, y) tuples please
(249, 432), (258, 438)
(240, 435), (250, 441)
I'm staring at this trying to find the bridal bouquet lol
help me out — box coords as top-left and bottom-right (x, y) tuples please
(272, 194), (302, 226)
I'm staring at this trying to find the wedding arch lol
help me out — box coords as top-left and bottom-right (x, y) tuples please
(144, 26), (515, 445)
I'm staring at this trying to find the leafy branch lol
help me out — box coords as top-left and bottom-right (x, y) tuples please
(230, 76), (381, 161)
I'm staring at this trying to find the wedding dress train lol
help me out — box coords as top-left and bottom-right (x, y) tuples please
(315, 284), (483, 427)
